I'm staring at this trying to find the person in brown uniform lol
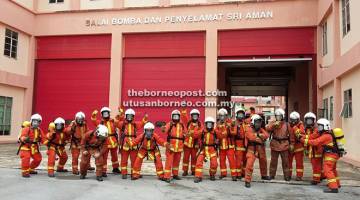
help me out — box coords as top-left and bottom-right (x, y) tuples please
(266, 108), (293, 181)
(79, 125), (108, 181)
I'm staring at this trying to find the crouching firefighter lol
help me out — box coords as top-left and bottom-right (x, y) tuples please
(194, 117), (219, 183)
(45, 117), (70, 177)
(244, 114), (269, 188)
(18, 114), (44, 177)
(128, 122), (170, 181)
(80, 125), (109, 181)
(298, 119), (344, 193)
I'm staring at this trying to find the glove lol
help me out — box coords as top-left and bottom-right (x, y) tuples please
(188, 130), (194, 137)
(48, 122), (55, 132)
(92, 110), (98, 118)
(274, 121), (281, 128)
(23, 136), (31, 143)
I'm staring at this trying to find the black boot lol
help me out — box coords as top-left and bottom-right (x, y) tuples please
(22, 174), (30, 178)
(191, 171), (195, 176)
(112, 168), (121, 174)
(80, 174), (86, 179)
(131, 176), (139, 180)
(194, 177), (202, 183)
(284, 177), (291, 181)
(88, 167), (95, 171)
(96, 176), (103, 182)
(173, 175), (181, 180)
(245, 182), (251, 188)
(232, 176), (237, 181)
(182, 171), (188, 176)
(323, 188), (339, 193)
(261, 176), (270, 180)
(237, 176), (243, 180)
(219, 175), (226, 179)
(48, 173), (55, 178)
(311, 180), (319, 185)
(122, 174), (127, 179)
(269, 176), (275, 180)
(102, 173), (108, 177)
(29, 170), (38, 175)
(210, 176), (216, 181)
(295, 177), (302, 181)
(56, 169), (68, 173)
(164, 178), (171, 183)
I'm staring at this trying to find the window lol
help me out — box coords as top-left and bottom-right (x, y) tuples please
(341, 0), (351, 36)
(323, 98), (329, 120)
(322, 22), (328, 56)
(3, 29), (18, 59)
(49, 0), (64, 3)
(341, 89), (352, 118)
(0, 96), (13, 136)
(330, 96), (334, 121)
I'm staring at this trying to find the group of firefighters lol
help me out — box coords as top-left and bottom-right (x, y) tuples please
(18, 106), (346, 193)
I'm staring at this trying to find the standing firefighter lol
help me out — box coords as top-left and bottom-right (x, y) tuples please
(303, 112), (323, 185)
(194, 117), (218, 183)
(297, 119), (344, 193)
(216, 108), (237, 181)
(266, 108), (292, 181)
(116, 108), (148, 179)
(18, 114), (44, 178)
(244, 114), (269, 188)
(66, 112), (94, 175)
(91, 107), (119, 176)
(162, 109), (186, 183)
(230, 107), (247, 179)
(181, 108), (202, 176)
(129, 122), (170, 181)
(80, 125), (108, 181)
(45, 117), (70, 177)
(288, 111), (305, 181)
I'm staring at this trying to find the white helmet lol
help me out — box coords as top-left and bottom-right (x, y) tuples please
(304, 112), (316, 120)
(75, 111), (85, 119)
(54, 117), (65, 125)
(125, 108), (135, 116)
(190, 109), (200, 115)
(218, 108), (228, 115)
(205, 116), (215, 123)
(171, 109), (181, 116)
(30, 114), (42, 122)
(100, 107), (111, 113)
(144, 122), (155, 130)
(96, 125), (109, 137)
(275, 109), (285, 118)
(235, 107), (245, 114)
(289, 111), (300, 120)
(251, 114), (262, 125)
(317, 118), (330, 131)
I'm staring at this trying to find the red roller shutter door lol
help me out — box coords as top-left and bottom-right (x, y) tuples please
(122, 32), (205, 127)
(34, 35), (111, 129)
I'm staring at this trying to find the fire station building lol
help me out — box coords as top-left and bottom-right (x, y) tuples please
(0, 0), (359, 165)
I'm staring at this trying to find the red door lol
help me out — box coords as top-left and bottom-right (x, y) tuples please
(122, 32), (206, 132)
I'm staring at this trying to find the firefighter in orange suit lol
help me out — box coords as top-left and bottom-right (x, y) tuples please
(91, 107), (120, 177)
(266, 108), (293, 181)
(230, 107), (247, 179)
(116, 108), (148, 179)
(65, 111), (94, 175)
(180, 108), (202, 176)
(303, 112), (323, 185)
(194, 117), (219, 183)
(18, 114), (44, 178)
(161, 109), (187, 183)
(298, 118), (341, 193)
(45, 117), (70, 177)
(216, 108), (237, 181)
(128, 122), (170, 181)
(288, 111), (305, 181)
(80, 125), (108, 181)
(244, 114), (269, 188)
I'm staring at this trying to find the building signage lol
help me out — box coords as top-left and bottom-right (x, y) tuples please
(86, 10), (273, 26)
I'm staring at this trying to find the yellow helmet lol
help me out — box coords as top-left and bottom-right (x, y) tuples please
(333, 128), (346, 145)
(22, 121), (31, 128)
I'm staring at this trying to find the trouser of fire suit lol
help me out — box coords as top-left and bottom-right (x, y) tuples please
(132, 149), (164, 179)
(102, 147), (119, 173)
(80, 148), (104, 177)
(311, 157), (323, 183)
(323, 154), (340, 189)
(120, 149), (137, 175)
(194, 150), (218, 178)
(219, 148), (237, 177)
(164, 150), (182, 179)
(289, 150), (304, 178)
(48, 146), (68, 175)
(182, 146), (198, 174)
(269, 150), (290, 179)
(19, 149), (42, 176)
